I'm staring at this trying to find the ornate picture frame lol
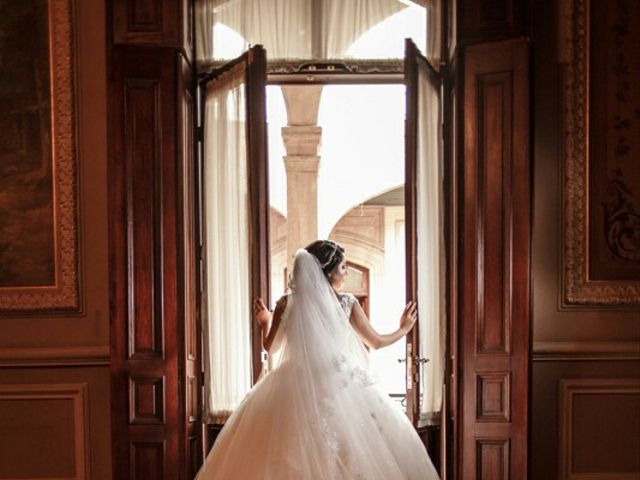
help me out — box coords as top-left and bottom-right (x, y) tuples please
(0, 0), (79, 313)
(562, 0), (640, 305)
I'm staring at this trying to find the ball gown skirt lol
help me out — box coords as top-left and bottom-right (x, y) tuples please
(195, 355), (440, 479)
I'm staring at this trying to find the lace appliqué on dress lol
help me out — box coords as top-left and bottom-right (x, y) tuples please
(309, 399), (341, 478)
(331, 353), (378, 387)
(337, 293), (357, 318)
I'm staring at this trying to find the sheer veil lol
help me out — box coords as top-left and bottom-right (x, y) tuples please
(257, 248), (378, 476)
(270, 248), (369, 371)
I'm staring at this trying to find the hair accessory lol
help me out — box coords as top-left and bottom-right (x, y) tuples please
(321, 243), (339, 269)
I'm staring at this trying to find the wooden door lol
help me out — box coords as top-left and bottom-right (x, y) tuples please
(110, 45), (186, 480)
(458, 39), (530, 479)
(178, 53), (201, 478)
(197, 45), (270, 442)
(404, 38), (447, 472)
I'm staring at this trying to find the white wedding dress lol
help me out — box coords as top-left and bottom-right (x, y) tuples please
(196, 250), (439, 479)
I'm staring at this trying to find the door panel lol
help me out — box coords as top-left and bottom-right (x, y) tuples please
(245, 47), (271, 381)
(178, 53), (201, 478)
(459, 39), (530, 479)
(198, 46), (270, 432)
(110, 45), (182, 480)
(405, 38), (446, 473)
(405, 38), (444, 424)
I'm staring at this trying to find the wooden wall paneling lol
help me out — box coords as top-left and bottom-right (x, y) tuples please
(0, 367), (112, 480)
(0, 0), (111, 476)
(113, 0), (175, 44)
(558, 378), (640, 480)
(455, 0), (530, 47)
(130, 441), (166, 478)
(530, 0), (640, 473)
(533, 341), (640, 362)
(531, 361), (640, 480)
(177, 51), (201, 478)
(460, 39), (530, 479)
(110, 45), (181, 480)
(0, 346), (110, 367)
(0, 383), (90, 479)
(113, 0), (194, 61)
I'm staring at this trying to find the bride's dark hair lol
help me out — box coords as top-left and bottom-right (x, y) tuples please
(305, 240), (345, 278)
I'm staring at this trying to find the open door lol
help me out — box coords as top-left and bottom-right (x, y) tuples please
(197, 45), (270, 449)
(404, 38), (447, 474)
(457, 39), (530, 480)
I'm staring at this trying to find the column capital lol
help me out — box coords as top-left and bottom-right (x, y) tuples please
(282, 126), (322, 156)
(281, 85), (323, 125)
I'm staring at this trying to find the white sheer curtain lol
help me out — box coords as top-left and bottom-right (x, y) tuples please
(416, 66), (445, 417)
(198, 0), (312, 61)
(195, 0), (427, 63)
(425, 0), (442, 65)
(196, 0), (215, 62)
(320, 0), (405, 58)
(203, 72), (252, 423)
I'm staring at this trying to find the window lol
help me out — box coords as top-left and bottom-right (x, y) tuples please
(198, 1), (445, 427)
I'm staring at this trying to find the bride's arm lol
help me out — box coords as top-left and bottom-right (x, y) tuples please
(263, 296), (287, 352)
(349, 300), (417, 350)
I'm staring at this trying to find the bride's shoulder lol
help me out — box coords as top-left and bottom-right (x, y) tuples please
(337, 292), (357, 305)
(338, 292), (356, 300)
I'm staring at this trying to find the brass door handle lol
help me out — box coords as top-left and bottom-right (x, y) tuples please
(398, 357), (430, 364)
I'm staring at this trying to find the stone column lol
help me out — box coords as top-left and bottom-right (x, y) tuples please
(281, 85), (323, 274)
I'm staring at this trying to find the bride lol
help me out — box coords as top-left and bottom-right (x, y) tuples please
(195, 240), (439, 479)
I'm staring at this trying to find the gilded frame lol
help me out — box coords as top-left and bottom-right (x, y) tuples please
(0, 0), (79, 313)
(562, 0), (640, 305)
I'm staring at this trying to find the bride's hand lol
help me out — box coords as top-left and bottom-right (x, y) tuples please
(399, 301), (417, 333)
(254, 298), (272, 329)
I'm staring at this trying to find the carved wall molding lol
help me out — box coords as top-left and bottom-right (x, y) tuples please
(533, 341), (640, 362)
(200, 58), (404, 75)
(0, 345), (110, 367)
(558, 378), (640, 479)
(0, 383), (90, 479)
(0, 0), (80, 313)
(562, 0), (640, 305)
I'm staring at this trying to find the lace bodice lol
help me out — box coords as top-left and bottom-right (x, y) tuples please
(337, 292), (357, 318)
(280, 292), (357, 318)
